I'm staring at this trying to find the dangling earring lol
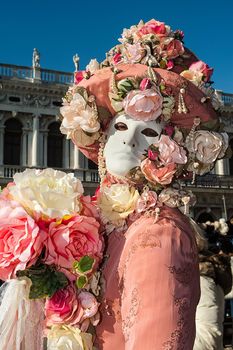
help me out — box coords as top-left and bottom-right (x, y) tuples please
(186, 117), (201, 184)
(178, 87), (188, 114)
(181, 196), (190, 216)
(98, 133), (107, 186)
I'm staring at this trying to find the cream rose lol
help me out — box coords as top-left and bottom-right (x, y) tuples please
(186, 131), (229, 164)
(97, 184), (140, 226)
(9, 168), (84, 218)
(60, 92), (100, 135)
(47, 325), (92, 350)
(180, 69), (203, 86)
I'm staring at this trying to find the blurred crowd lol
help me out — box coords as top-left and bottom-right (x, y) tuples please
(194, 217), (233, 350)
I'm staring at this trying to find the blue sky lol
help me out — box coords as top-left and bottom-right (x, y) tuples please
(1, 0), (233, 92)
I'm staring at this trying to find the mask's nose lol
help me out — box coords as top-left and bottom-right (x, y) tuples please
(122, 128), (138, 148)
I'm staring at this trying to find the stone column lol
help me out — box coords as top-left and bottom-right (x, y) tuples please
(74, 147), (85, 169)
(0, 126), (5, 165)
(22, 129), (28, 166)
(43, 131), (48, 167)
(215, 159), (225, 175)
(64, 139), (70, 169)
(31, 114), (40, 167)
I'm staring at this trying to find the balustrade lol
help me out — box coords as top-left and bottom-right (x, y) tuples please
(0, 165), (100, 183)
(0, 63), (73, 85)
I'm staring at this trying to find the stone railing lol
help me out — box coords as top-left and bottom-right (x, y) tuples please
(0, 63), (73, 85)
(0, 165), (99, 183)
(222, 92), (233, 106)
(182, 174), (233, 189)
(1, 166), (233, 188)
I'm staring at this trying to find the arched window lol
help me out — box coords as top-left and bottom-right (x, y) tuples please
(88, 159), (98, 170)
(4, 118), (22, 165)
(47, 122), (63, 168)
(229, 138), (233, 175)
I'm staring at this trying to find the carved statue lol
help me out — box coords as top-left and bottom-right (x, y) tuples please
(73, 53), (79, 72)
(32, 48), (40, 68)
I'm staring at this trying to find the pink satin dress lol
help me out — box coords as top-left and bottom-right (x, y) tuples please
(95, 206), (200, 350)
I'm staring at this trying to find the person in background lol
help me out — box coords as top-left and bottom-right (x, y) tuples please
(194, 220), (232, 350)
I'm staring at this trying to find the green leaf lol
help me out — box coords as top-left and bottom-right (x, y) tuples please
(17, 264), (68, 299)
(73, 256), (95, 274)
(117, 78), (136, 93)
(76, 275), (88, 289)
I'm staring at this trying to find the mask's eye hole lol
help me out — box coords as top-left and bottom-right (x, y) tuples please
(141, 128), (158, 137)
(114, 122), (128, 131)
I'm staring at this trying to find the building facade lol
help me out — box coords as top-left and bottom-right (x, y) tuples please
(0, 58), (233, 220)
(0, 60), (99, 194)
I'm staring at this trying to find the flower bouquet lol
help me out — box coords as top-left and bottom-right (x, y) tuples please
(0, 168), (103, 350)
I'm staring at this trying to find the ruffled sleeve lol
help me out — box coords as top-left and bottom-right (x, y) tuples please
(119, 214), (200, 350)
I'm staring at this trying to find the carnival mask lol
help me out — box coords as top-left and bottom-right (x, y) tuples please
(104, 113), (163, 177)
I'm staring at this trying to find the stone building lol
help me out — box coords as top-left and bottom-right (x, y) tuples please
(0, 53), (232, 220)
(0, 53), (99, 194)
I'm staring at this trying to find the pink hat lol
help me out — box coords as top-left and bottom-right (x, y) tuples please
(60, 64), (218, 163)
(60, 19), (226, 176)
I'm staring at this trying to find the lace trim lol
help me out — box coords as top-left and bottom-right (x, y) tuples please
(162, 297), (189, 350)
(119, 229), (161, 297)
(168, 264), (194, 285)
(122, 288), (139, 342)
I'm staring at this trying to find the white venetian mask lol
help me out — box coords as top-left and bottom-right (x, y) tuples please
(104, 114), (164, 177)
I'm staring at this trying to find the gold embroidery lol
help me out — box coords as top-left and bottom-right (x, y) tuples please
(162, 297), (189, 350)
(122, 288), (139, 342)
(168, 264), (194, 285)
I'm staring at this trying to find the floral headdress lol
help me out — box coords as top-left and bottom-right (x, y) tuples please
(60, 19), (229, 228)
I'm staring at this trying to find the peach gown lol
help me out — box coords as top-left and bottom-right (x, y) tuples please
(95, 206), (200, 350)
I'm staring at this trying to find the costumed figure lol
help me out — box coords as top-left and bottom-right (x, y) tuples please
(194, 222), (232, 350)
(59, 19), (230, 349)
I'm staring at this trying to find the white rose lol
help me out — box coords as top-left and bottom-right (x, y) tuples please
(186, 131), (228, 164)
(98, 184), (140, 226)
(47, 325), (92, 350)
(86, 59), (100, 74)
(10, 168), (84, 218)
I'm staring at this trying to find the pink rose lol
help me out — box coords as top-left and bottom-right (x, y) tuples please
(139, 19), (167, 36)
(79, 195), (99, 220)
(141, 159), (177, 185)
(0, 201), (47, 280)
(136, 190), (158, 213)
(0, 182), (14, 200)
(166, 60), (174, 70)
(164, 125), (174, 137)
(112, 52), (122, 65)
(45, 284), (83, 327)
(74, 71), (86, 84)
(78, 291), (99, 321)
(174, 30), (184, 40)
(123, 88), (163, 121)
(148, 149), (159, 161)
(189, 60), (213, 82)
(140, 78), (152, 91)
(45, 215), (102, 270)
(154, 135), (187, 165)
(124, 43), (145, 63)
(163, 39), (184, 59)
